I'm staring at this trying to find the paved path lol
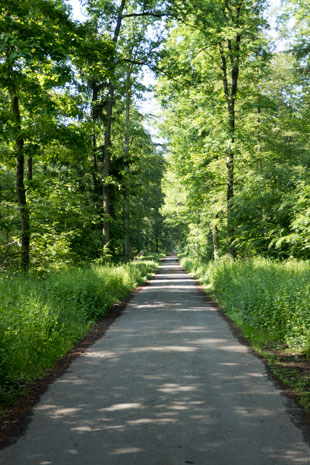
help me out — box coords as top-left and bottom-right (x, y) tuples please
(1, 256), (310, 464)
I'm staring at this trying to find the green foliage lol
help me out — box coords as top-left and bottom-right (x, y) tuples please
(180, 255), (310, 353)
(158, 0), (273, 257)
(0, 259), (157, 411)
(0, 0), (168, 272)
(180, 252), (310, 412)
(158, 2), (310, 260)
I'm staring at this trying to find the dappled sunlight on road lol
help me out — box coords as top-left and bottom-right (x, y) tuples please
(133, 345), (197, 353)
(1, 256), (309, 465)
(29, 321), (308, 464)
(146, 285), (200, 290)
(148, 278), (191, 283)
(100, 403), (143, 412)
(111, 447), (142, 455)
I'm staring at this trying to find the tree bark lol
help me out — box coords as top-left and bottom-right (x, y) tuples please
(219, 30), (240, 258)
(155, 229), (159, 253)
(218, 3), (242, 258)
(91, 83), (102, 209)
(102, 0), (127, 246)
(123, 73), (131, 261)
(226, 146), (234, 257)
(221, 48), (235, 256)
(27, 156), (32, 182)
(102, 83), (114, 245)
(257, 106), (262, 171)
(123, 196), (130, 260)
(212, 214), (219, 261)
(10, 94), (30, 271)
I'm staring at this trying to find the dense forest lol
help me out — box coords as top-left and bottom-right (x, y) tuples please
(1, 0), (309, 270)
(2, 0), (310, 272)
(0, 0), (170, 272)
(160, 0), (310, 261)
(3, 0), (310, 413)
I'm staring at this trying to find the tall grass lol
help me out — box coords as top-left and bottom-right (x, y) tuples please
(180, 255), (310, 353)
(0, 259), (157, 408)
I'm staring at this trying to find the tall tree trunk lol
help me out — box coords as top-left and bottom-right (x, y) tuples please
(155, 229), (159, 253)
(91, 83), (102, 209)
(123, 197), (130, 260)
(220, 30), (240, 257)
(10, 94), (30, 271)
(27, 156), (32, 182)
(226, 106), (235, 257)
(102, 0), (127, 247)
(212, 225), (219, 260)
(212, 214), (219, 260)
(257, 106), (262, 171)
(218, 2), (241, 257)
(123, 73), (131, 261)
(102, 83), (114, 245)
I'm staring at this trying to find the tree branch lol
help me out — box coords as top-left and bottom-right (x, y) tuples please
(122, 58), (148, 65)
(219, 44), (230, 105)
(113, 0), (127, 42)
(121, 11), (168, 19)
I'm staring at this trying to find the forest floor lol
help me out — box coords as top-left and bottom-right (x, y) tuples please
(1, 256), (310, 464)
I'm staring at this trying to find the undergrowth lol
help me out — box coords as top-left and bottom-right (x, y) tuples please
(0, 259), (158, 413)
(180, 254), (310, 411)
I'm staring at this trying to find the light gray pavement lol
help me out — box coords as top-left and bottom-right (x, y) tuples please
(1, 256), (310, 464)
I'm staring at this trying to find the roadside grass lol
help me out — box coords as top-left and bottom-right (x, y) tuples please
(179, 254), (310, 412)
(0, 258), (158, 415)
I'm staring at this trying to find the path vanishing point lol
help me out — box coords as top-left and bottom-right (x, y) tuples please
(1, 256), (310, 464)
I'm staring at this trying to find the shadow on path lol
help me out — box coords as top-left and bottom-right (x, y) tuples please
(1, 257), (310, 464)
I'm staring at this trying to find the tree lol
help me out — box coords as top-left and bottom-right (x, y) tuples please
(157, 0), (270, 257)
(0, 0), (78, 270)
(0, 0), (168, 272)
(84, 0), (168, 248)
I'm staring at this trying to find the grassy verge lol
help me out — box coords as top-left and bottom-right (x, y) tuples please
(0, 258), (158, 414)
(180, 254), (310, 412)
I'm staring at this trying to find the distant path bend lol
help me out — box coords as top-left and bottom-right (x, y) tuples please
(1, 256), (310, 464)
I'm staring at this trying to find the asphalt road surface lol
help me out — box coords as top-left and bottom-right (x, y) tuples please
(1, 256), (310, 464)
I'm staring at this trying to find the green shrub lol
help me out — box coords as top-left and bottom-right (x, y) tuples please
(180, 255), (310, 353)
(0, 259), (157, 410)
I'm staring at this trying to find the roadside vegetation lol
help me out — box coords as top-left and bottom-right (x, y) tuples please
(180, 255), (310, 412)
(1, 0), (170, 418)
(0, 257), (159, 415)
(3, 0), (310, 424)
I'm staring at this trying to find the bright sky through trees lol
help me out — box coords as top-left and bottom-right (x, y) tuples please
(67, 0), (161, 139)
(66, 0), (285, 137)
(67, 0), (88, 21)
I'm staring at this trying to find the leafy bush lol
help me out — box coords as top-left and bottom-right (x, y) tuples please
(0, 260), (157, 409)
(180, 255), (310, 353)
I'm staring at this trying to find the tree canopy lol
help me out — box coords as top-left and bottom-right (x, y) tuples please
(0, 0), (309, 271)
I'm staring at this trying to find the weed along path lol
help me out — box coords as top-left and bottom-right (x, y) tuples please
(1, 256), (310, 464)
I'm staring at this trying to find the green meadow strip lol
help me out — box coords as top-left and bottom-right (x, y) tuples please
(180, 255), (310, 411)
(0, 259), (158, 413)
